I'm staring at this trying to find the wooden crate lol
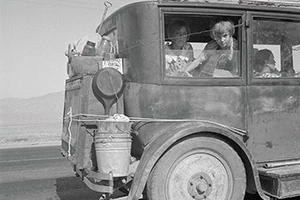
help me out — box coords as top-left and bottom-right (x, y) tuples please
(61, 75), (123, 170)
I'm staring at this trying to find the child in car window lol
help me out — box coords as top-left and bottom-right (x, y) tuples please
(165, 20), (194, 77)
(186, 20), (238, 77)
(254, 49), (281, 78)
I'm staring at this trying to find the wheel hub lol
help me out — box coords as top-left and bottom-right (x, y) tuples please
(188, 172), (212, 199)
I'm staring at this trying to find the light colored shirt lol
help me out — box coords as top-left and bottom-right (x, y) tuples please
(165, 43), (194, 77)
(186, 38), (239, 77)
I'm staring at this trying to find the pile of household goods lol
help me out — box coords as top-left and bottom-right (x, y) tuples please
(66, 33), (112, 78)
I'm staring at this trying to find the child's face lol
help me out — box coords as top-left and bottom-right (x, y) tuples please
(171, 26), (188, 48)
(265, 53), (276, 70)
(214, 32), (232, 49)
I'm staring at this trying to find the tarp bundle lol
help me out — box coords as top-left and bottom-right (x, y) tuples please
(159, 0), (300, 7)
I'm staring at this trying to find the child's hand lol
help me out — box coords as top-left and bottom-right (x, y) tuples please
(177, 69), (192, 77)
(169, 63), (179, 74)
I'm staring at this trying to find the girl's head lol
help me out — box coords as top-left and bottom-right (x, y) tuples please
(167, 20), (190, 49)
(210, 20), (235, 49)
(255, 49), (276, 71)
(255, 49), (275, 66)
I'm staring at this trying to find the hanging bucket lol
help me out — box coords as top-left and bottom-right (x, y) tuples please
(97, 121), (131, 134)
(94, 132), (132, 177)
(94, 133), (132, 177)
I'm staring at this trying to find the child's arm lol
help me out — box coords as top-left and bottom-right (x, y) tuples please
(185, 40), (218, 72)
(185, 52), (206, 72)
(187, 43), (194, 62)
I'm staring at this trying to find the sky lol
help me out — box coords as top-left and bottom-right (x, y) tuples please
(2, 0), (300, 99)
(0, 0), (147, 99)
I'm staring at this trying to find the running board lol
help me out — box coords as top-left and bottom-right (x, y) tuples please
(258, 164), (300, 199)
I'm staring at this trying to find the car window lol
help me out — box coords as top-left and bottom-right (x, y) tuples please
(252, 17), (300, 78)
(164, 14), (242, 79)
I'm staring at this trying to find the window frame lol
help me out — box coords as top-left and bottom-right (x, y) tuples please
(159, 7), (247, 86)
(247, 11), (300, 86)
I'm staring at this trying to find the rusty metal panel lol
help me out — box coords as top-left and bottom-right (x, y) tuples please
(124, 82), (246, 147)
(247, 86), (300, 162)
(105, 2), (162, 84)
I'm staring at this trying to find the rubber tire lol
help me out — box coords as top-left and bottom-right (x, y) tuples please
(146, 135), (246, 200)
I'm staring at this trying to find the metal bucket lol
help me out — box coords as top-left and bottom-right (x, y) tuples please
(94, 121), (132, 177)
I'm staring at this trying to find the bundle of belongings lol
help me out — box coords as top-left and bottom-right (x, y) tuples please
(66, 33), (110, 78)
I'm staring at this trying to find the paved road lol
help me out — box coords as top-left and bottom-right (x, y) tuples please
(0, 145), (298, 200)
(0, 145), (103, 200)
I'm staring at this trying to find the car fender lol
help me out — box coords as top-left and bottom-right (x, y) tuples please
(127, 121), (268, 200)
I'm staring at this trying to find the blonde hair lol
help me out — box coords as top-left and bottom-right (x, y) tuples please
(210, 20), (235, 39)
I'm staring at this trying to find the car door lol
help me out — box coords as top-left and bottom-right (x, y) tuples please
(246, 12), (300, 163)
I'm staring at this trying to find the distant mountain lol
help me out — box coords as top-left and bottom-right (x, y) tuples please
(0, 92), (64, 125)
